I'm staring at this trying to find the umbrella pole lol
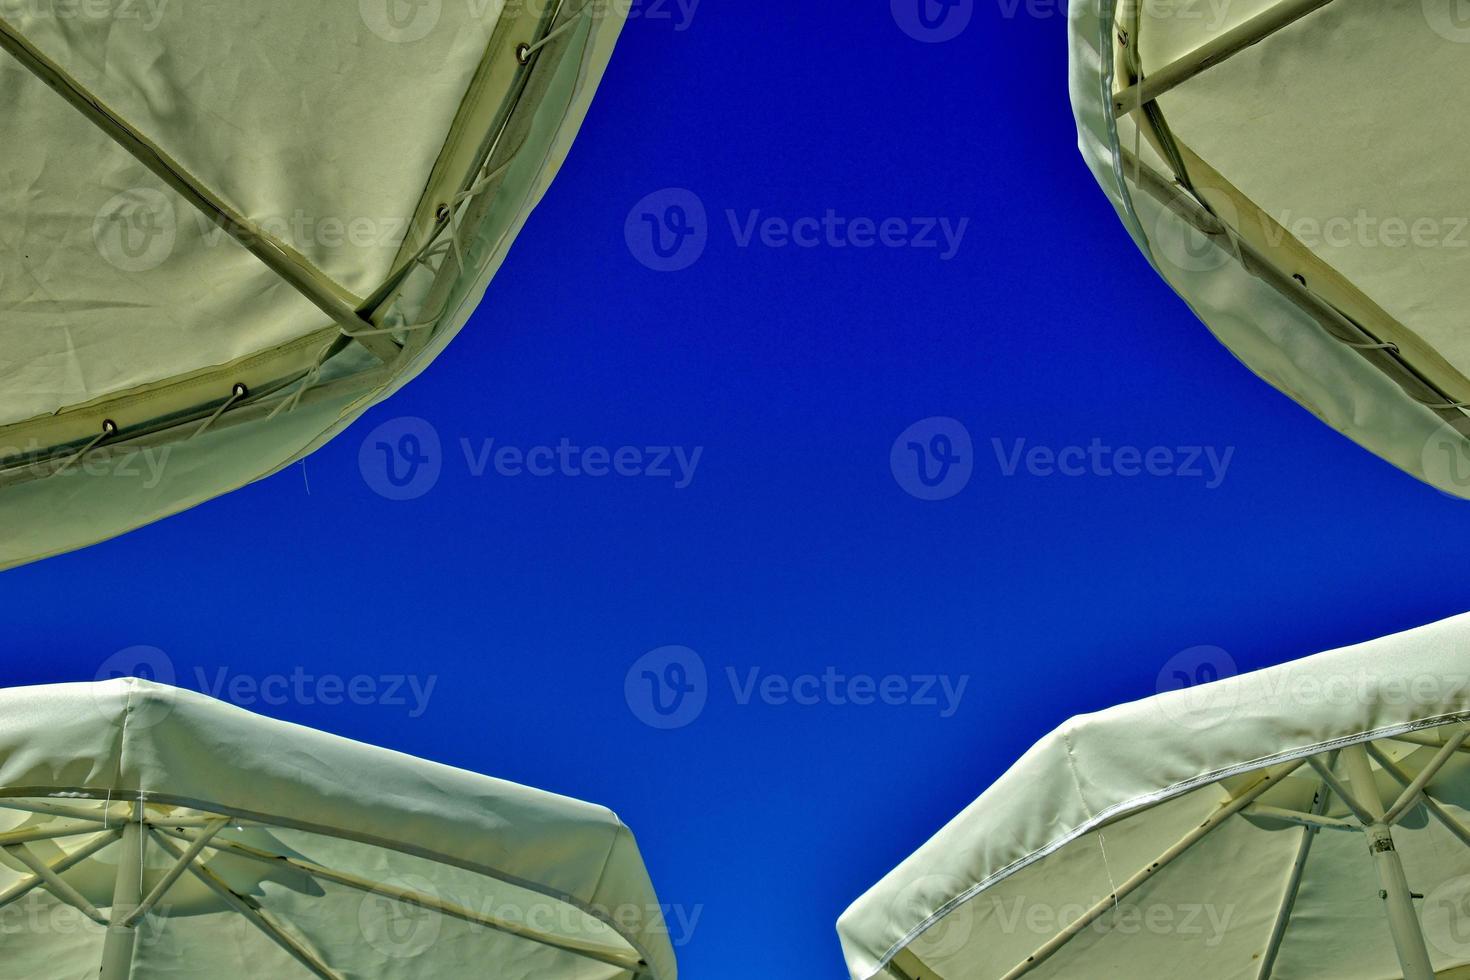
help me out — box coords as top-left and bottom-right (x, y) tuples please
(1341, 747), (1435, 980)
(99, 805), (145, 980)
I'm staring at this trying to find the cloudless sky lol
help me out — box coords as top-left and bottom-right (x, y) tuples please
(8, 2), (1470, 976)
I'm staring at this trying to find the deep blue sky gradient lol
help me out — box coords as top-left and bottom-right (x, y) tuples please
(8, 3), (1470, 976)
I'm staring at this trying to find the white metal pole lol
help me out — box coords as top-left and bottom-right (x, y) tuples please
(1342, 746), (1435, 980)
(99, 808), (144, 980)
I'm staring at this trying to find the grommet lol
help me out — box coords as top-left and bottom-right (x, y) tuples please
(102, 419), (118, 435)
(515, 42), (532, 65)
(1292, 273), (1307, 286)
(435, 203), (451, 222)
(232, 383), (249, 399)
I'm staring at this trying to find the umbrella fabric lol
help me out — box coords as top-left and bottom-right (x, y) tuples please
(839, 613), (1470, 979)
(0, 0), (624, 570)
(1069, 0), (1470, 497)
(0, 679), (675, 979)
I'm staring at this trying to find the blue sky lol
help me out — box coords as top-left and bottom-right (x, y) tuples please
(9, 2), (1470, 976)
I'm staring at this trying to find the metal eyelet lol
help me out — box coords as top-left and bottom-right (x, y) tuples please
(515, 42), (532, 65)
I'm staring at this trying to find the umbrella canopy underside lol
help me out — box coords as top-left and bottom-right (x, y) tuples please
(0, 679), (675, 980)
(838, 612), (1470, 980)
(1073, 0), (1470, 496)
(0, 0), (625, 569)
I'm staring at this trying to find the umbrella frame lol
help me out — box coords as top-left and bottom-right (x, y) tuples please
(0, 0), (592, 479)
(988, 723), (1470, 980)
(0, 794), (653, 980)
(1105, 0), (1470, 486)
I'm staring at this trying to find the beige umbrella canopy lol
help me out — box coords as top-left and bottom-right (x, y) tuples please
(0, 679), (675, 979)
(839, 613), (1470, 979)
(0, 0), (624, 570)
(1070, 0), (1470, 497)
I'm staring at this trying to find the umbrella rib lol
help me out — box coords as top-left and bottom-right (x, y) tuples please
(1385, 728), (1470, 754)
(0, 799), (114, 823)
(1244, 804), (1359, 834)
(1367, 744), (1470, 849)
(156, 826), (647, 972)
(1112, 0), (1339, 117)
(1383, 729), (1469, 826)
(0, 15), (399, 363)
(998, 760), (1304, 980)
(0, 830), (120, 911)
(117, 817), (229, 928)
(148, 830), (346, 980)
(0, 818), (117, 847)
(1255, 757), (1336, 980)
(3, 842), (109, 925)
(1305, 755), (1378, 826)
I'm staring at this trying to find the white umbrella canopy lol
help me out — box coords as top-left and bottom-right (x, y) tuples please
(0, 678), (675, 979)
(838, 613), (1470, 980)
(1070, 0), (1470, 497)
(0, 0), (625, 570)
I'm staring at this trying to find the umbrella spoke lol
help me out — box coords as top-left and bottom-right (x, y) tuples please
(3, 841), (108, 925)
(1306, 755), (1378, 826)
(0, 799), (114, 824)
(0, 818), (117, 847)
(1366, 744), (1470, 850)
(1112, 0), (1340, 118)
(117, 817), (229, 929)
(1385, 727), (1470, 755)
(155, 825), (647, 972)
(1256, 759), (1336, 980)
(0, 15), (395, 362)
(998, 760), (1304, 980)
(0, 830), (120, 911)
(1383, 729), (1470, 826)
(148, 830), (346, 980)
(1244, 804), (1359, 834)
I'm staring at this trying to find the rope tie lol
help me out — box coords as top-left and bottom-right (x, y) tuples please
(190, 384), (249, 440)
(51, 419), (117, 478)
(517, 6), (589, 63)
